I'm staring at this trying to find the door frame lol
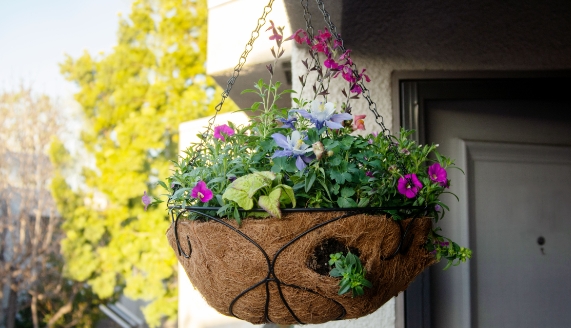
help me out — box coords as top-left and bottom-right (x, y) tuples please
(392, 70), (571, 328)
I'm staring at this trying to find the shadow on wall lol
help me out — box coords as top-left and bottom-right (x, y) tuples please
(342, 0), (571, 67)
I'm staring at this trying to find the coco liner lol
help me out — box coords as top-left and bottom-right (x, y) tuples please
(166, 209), (435, 325)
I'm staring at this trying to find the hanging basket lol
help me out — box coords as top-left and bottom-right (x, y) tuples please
(166, 209), (435, 325)
(155, 0), (470, 324)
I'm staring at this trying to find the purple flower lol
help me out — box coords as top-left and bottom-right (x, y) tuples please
(397, 173), (423, 199)
(142, 191), (151, 211)
(191, 181), (213, 203)
(277, 114), (297, 129)
(213, 124), (234, 141)
(434, 204), (442, 212)
(366, 171), (374, 178)
(295, 100), (352, 130)
(350, 83), (363, 94)
(324, 56), (341, 70)
(271, 130), (313, 170)
(428, 163), (448, 187)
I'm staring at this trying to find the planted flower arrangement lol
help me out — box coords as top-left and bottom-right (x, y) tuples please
(146, 12), (471, 326)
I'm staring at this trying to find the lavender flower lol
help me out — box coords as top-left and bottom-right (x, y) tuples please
(295, 100), (352, 130)
(271, 130), (313, 170)
(277, 113), (297, 129)
(142, 191), (151, 211)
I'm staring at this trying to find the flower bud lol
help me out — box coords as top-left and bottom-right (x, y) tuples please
(327, 150), (334, 157)
(312, 141), (325, 160)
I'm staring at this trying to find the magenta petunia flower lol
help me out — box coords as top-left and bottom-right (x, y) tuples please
(213, 124), (234, 141)
(428, 163), (448, 187)
(397, 174), (423, 199)
(142, 191), (151, 211)
(191, 181), (213, 203)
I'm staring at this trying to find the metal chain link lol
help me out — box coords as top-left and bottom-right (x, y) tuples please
(301, 0), (314, 39)
(309, 0), (411, 180)
(186, 0), (274, 168)
(207, 0), (275, 134)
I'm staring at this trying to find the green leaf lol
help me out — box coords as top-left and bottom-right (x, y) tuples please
(329, 267), (342, 277)
(330, 170), (345, 184)
(305, 172), (316, 192)
(157, 180), (168, 190)
(353, 286), (364, 296)
(338, 279), (352, 295)
(222, 188), (254, 210)
(258, 188), (282, 218)
(340, 187), (355, 198)
(276, 184), (296, 208)
(357, 197), (370, 207)
(337, 197), (357, 208)
(254, 171), (276, 182)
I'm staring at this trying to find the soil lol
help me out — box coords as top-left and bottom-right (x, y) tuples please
(307, 238), (361, 276)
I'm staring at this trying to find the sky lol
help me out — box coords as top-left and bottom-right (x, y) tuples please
(0, 0), (132, 99)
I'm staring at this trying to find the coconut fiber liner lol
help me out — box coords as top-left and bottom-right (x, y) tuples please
(166, 210), (436, 325)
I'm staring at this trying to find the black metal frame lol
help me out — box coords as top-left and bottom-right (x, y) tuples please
(171, 206), (426, 324)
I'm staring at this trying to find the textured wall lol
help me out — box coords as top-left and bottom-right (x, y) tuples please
(341, 0), (571, 129)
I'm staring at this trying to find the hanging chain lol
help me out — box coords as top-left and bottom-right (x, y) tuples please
(309, 0), (412, 183)
(206, 0), (275, 134)
(186, 0), (274, 170)
(301, 0), (314, 39)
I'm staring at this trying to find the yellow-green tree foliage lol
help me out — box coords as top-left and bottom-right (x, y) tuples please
(59, 0), (234, 324)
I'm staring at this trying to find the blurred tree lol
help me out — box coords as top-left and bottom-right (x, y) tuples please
(0, 87), (104, 328)
(59, 0), (233, 325)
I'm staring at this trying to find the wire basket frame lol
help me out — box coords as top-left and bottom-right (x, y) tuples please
(169, 206), (431, 324)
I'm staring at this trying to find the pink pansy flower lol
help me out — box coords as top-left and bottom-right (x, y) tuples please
(428, 163), (448, 187)
(397, 174), (423, 199)
(191, 181), (213, 203)
(352, 114), (366, 131)
(213, 124), (234, 141)
(142, 191), (151, 211)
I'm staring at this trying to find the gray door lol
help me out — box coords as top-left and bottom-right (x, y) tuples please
(426, 99), (571, 328)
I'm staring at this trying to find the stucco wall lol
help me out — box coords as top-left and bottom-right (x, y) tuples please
(341, 0), (571, 129)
